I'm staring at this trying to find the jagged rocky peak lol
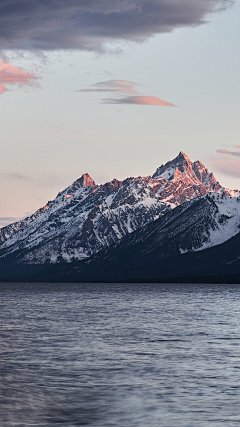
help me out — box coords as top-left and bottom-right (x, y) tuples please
(79, 173), (95, 187)
(55, 173), (96, 200)
(172, 151), (192, 171)
(152, 151), (192, 179)
(67, 173), (96, 193)
(152, 151), (219, 186)
(0, 150), (230, 266)
(192, 160), (217, 184)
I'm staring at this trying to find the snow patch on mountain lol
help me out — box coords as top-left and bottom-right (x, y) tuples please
(194, 195), (240, 251)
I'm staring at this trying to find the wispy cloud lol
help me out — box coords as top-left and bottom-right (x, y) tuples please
(0, 210), (37, 227)
(0, 59), (39, 95)
(0, 172), (64, 188)
(0, 0), (234, 52)
(0, 216), (23, 227)
(103, 95), (175, 106)
(0, 172), (33, 181)
(78, 79), (175, 107)
(216, 148), (240, 158)
(78, 80), (139, 94)
(213, 145), (240, 179)
(104, 70), (114, 77)
(212, 159), (240, 179)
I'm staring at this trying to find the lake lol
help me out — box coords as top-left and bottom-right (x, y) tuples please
(1, 282), (240, 426)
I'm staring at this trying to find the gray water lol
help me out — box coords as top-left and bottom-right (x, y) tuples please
(1, 283), (240, 426)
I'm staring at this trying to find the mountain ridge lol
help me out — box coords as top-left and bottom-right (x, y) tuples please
(0, 152), (236, 267)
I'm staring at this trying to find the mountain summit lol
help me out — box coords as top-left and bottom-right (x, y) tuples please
(153, 151), (219, 187)
(152, 151), (221, 205)
(57, 173), (95, 198)
(76, 173), (95, 188)
(0, 152), (234, 265)
(153, 151), (191, 178)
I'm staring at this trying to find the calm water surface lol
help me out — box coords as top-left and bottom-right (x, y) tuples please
(1, 282), (240, 426)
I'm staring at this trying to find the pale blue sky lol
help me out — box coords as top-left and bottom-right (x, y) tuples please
(0, 1), (239, 225)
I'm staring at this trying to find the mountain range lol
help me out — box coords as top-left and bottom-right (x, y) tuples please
(1, 151), (240, 282)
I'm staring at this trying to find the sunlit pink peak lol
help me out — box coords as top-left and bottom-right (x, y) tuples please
(78, 173), (95, 187)
(152, 152), (219, 189)
(64, 173), (96, 194)
(170, 151), (192, 167)
(178, 151), (191, 161)
(153, 152), (191, 178)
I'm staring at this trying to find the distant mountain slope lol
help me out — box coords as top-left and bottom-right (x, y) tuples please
(0, 207), (49, 245)
(0, 152), (233, 266)
(47, 192), (240, 282)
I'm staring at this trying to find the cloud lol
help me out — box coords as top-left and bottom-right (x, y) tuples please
(216, 148), (240, 158)
(213, 145), (240, 179)
(78, 79), (175, 106)
(212, 159), (240, 179)
(0, 172), (33, 181)
(0, 172), (67, 189)
(78, 79), (139, 94)
(0, 59), (38, 94)
(103, 95), (175, 106)
(0, 216), (23, 227)
(0, 83), (7, 94)
(0, 0), (234, 52)
(104, 70), (114, 76)
(0, 210), (37, 227)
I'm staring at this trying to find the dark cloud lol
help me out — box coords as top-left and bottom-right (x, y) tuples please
(0, 0), (234, 51)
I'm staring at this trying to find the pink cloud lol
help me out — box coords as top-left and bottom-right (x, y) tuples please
(216, 148), (240, 158)
(212, 158), (240, 179)
(0, 83), (8, 94)
(111, 80), (138, 94)
(79, 79), (175, 107)
(78, 79), (139, 94)
(0, 59), (38, 95)
(217, 149), (229, 153)
(103, 95), (175, 106)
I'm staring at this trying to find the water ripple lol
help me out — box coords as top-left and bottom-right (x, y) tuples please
(1, 282), (240, 426)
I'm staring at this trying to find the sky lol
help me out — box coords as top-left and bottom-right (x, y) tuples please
(0, 0), (240, 227)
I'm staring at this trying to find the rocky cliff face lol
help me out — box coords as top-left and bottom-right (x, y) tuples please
(0, 152), (233, 265)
